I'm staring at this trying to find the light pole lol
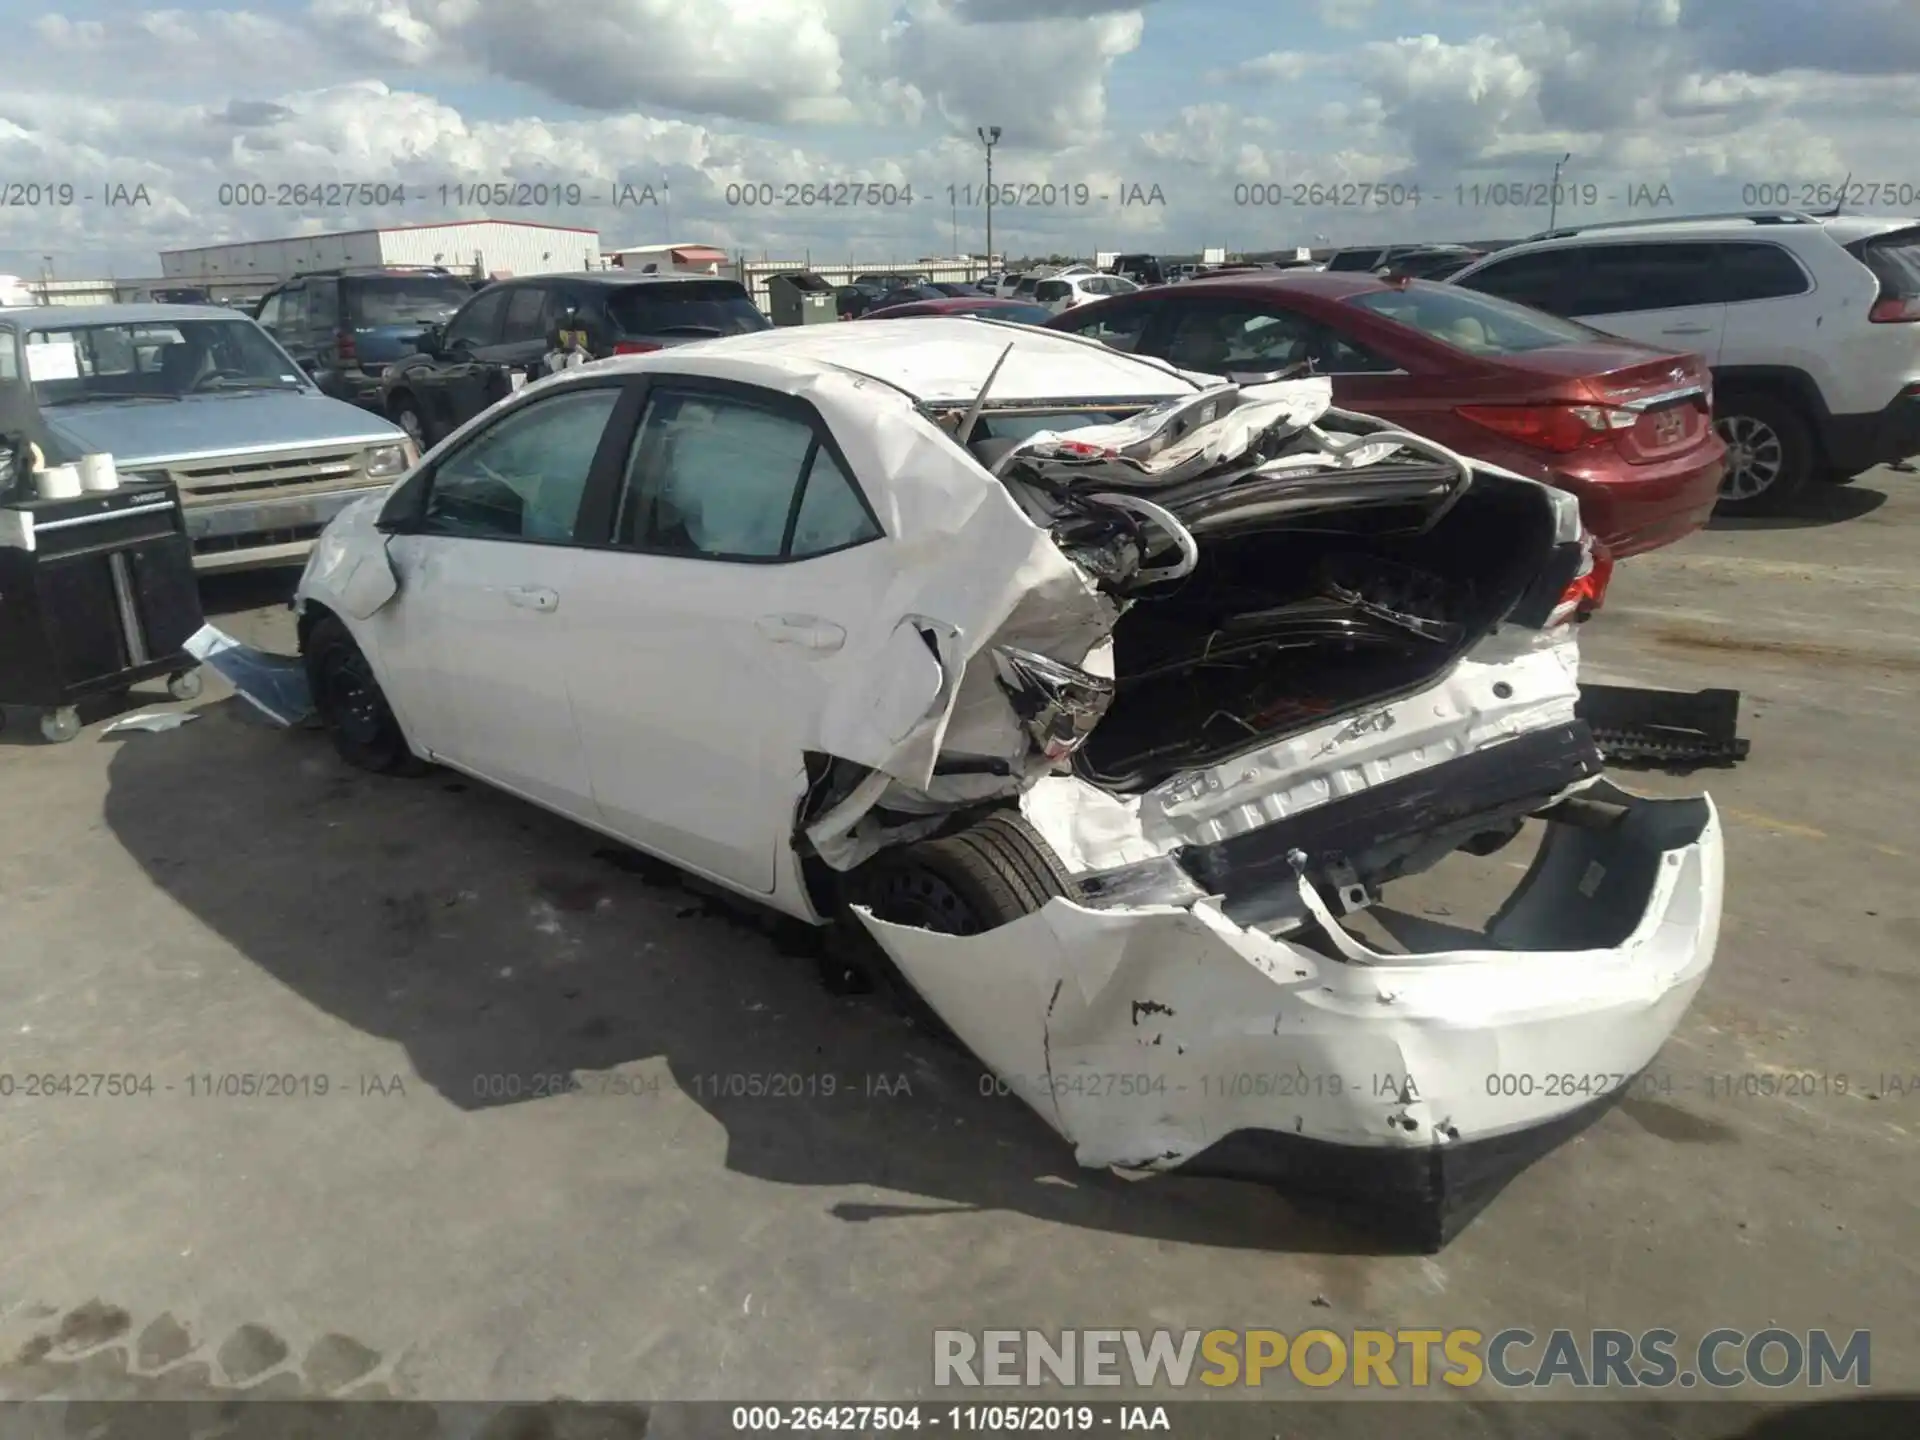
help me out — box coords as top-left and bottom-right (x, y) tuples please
(978, 125), (1001, 264)
(1547, 153), (1571, 231)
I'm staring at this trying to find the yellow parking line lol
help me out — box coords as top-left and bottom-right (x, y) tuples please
(1722, 808), (1911, 859)
(1724, 808), (1828, 840)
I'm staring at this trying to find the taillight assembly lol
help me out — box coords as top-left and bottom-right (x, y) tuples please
(1455, 403), (1636, 453)
(991, 645), (1115, 762)
(1869, 296), (1920, 323)
(1550, 534), (1614, 626)
(613, 340), (661, 354)
(336, 329), (357, 362)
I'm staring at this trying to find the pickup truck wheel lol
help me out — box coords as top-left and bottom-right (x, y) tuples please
(1714, 395), (1813, 514)
(304, 615), (426, 775)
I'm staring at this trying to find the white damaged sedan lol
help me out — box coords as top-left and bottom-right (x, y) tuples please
(294, 319), (1723, 1249)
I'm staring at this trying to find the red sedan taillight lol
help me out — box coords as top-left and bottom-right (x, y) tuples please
(1550, 534), (1614, 626)
(1455, 403), (1637, 453)
(1869, 296), (1920, 323)
(613, 340), (661, 354)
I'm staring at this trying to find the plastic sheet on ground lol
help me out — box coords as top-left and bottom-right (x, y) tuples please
(101, 710), (201, 735)
(183, 624), (316, 727)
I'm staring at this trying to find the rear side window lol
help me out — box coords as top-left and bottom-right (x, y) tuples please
(1852, 228), (1920, 299)
(1164, 304), (1320, 372)
(1325, 250), (1384, 272)
(1035, 281), (1071, 301)
(308, 280), (340, 331)
(1709, 243), (1809, 303)
(605, 282), (769, 339)
(617, 389), (880, 560)
(1456, 248), (1583, 312)
(1575, 243), (1722, 315)
(1346, 284), (1599, 354)
(500, 286), (551, 343)
(1051, 302), (1153, 352)
(346, 275), (473, 326)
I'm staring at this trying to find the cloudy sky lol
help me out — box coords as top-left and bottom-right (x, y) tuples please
(3, 0), (1918, 280)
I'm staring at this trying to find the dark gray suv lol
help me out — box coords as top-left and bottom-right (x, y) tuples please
(254, 267), (476, 413)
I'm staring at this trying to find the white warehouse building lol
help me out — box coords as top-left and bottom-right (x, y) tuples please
(159, 220), (601, 286)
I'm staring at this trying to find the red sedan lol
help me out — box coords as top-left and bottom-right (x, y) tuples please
(859, 296), (1057, 325)
(1046, 272), (1727, 558)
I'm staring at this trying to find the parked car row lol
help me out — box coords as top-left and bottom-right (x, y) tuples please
(1044, 210), (1920, 521)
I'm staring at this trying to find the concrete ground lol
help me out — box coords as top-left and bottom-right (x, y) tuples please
(1, 468), (1916, 1421)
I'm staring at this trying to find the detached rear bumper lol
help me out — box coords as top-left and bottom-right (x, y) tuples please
(855, 778), (1722, 1250)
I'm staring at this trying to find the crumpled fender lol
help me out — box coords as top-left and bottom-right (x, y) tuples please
(300, 494), (399, 620)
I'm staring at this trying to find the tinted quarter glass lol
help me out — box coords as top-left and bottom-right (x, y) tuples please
(618, 390), (815, 559)
(1346, 284), (1599, 354)
(1853, 227), (1920, 299)
(1035, 281), (1072, 302)
(1455, 249), (1584, 312)
(444, 289), (507, 349)
(790, 447), (881, 557)
(1577, 243), (1721, 314)
(423, 386), (620, 543)
(605, 282), (769, 338)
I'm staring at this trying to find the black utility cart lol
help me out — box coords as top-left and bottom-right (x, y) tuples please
(0, 477), (205, 743)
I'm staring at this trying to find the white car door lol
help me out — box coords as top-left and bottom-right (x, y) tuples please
(562, 381), (902, 895)
(1567, 241), (1727, 364)
(380, 381), (627, 819)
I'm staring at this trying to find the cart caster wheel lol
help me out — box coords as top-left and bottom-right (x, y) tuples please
(167, 669), (203, 702)
(40, 707), (80, 744)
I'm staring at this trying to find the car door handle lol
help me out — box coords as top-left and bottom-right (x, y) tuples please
(1661, 325), (1713, 335)
(756, 614), (846, 651)
(505, 585), (559, 612)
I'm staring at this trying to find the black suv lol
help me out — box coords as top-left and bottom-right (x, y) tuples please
(378, 272), (771, 446)
(253, 267), (476, 412)
(1324, 244), (1486, 279)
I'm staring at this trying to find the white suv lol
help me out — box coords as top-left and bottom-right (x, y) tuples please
(1034, 272), (1139, 313)
(1450, 213), (1920, 512)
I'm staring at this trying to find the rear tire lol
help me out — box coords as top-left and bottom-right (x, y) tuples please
(856, 810), (1077, 936)
(842, 810), (1078, 1032)
(1714, 393), (1813, 514)
(304, 614), (426, 775)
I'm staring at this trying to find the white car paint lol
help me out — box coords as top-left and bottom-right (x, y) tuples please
(295, 318), (1723, 1185)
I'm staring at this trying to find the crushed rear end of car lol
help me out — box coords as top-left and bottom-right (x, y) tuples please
(822, 371), (1723, 1249)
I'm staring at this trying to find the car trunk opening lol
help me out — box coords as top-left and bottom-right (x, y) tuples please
(1071, 469), (1563, 790)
